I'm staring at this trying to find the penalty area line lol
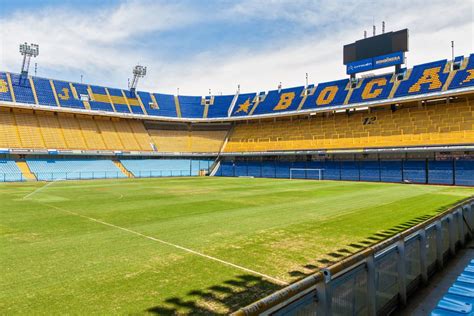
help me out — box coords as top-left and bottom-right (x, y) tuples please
(42, 203), (288, 286)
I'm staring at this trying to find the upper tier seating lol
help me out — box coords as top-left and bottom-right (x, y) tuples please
(207, 95), (234, 118)
(0, 159), (23, 182)
(225, 99), (474, 152)
(88, 85), (115, 112)
(107, 87), (130, 113)
(449, 53), (474, 90)
(0, 73), (14, 102)
(394, 59), (448, 97)
(52, 80), (85, 109)
(27, 158), (125, 181)
(9, 73), (35, 104)
(32, 77), (57, 106)
(120, 159), (212, 177)
(178, 95), (203, 118)
(349, 74), (394, 103)
(0, 54), (472, 119)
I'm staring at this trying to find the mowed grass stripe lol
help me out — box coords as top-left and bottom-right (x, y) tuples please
(1, 177), (473, 314)
(42, 202), (289, 286)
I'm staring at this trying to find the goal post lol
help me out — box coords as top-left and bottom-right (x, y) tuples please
(289, 168), (324, 180)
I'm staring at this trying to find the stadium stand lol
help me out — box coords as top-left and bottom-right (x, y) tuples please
(27, 158), (126, 181)
(0, 159), (23, 182)
(216, 158), (474, 186)
(120, 159), (212, 177)
(31, 77), (57, 107)
(178, 95), (203, 118)
(231, 92), (257, 117)
(0, 55), (472, 120)
(0, 54), (472, 185)
(225, 99), (473, 152)
(449, 53), (474, 90)
(88, 85), (115, 112)
(395, 60), (449, 98)
(153, 93), (178, 117)
(52, 80), (83, 109)
(107, 87), (130, 113)
(431, 260), (474, 315)
(0, 72), (14, 102)
(207, 94), (233, 118)
(349, 74), (394, 103)
(251, 86), (305, 115)
(9, 73), (35, 105)
(300, 79), (349, 110)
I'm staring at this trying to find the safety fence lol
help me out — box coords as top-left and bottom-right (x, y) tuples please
(0, 170), (195, 182)
(0, 173), (24, 182)
(233, 197), (474, 316)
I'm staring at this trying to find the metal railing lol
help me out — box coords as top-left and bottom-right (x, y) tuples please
(34, 171), (125, 181)
(233, 197), (474, 316)
(0, 170), (197, 182)
(133, 170), (193, 178)
(0, 173), (25, 182)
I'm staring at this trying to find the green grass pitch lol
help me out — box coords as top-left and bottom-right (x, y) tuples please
(1, 177), (473, 314)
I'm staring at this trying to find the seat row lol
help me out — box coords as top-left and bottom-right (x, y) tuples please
(0, 158), (213, 182)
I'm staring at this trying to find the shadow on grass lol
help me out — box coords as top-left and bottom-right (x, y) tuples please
(288, 213), (437, 279)
(145, 274), (283, 315)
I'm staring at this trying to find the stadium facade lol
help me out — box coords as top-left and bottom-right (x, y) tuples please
(0, 52), (472, 185)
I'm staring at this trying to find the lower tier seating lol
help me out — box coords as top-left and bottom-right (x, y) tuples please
(216, 159), (474, 186)
(120, 159), (212, 177)
(0, 159), (23, 182)
(225, 100), (474, 152)
(26, 159), (126, 181)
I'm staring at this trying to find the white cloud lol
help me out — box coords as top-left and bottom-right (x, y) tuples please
(0, 0), (472, 96)
(0, 0), (198, 86)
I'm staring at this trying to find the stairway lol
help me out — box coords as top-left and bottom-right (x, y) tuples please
(113, 160), (134, 178)
(16, 161), (36, 181)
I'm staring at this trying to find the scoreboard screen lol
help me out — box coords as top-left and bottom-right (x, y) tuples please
(344, 29), (409, 65)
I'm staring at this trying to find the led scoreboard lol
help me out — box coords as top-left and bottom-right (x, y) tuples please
(343, 29), (409, 75)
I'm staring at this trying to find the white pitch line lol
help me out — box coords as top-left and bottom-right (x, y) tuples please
(23, 181), (60, 200)
(43, 203), (288, 286)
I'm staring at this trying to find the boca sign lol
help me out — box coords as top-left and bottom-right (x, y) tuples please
(347, 51), (404, 75)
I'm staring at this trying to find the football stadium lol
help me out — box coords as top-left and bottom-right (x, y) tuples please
(1, 1), (474, 315)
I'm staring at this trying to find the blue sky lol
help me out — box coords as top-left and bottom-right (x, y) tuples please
(0, 0), (473, 95)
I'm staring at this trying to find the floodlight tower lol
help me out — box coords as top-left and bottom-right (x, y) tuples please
(129, 65), (147, 97)
(19, 42), (39, 79)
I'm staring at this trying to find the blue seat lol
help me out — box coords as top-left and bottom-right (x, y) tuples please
(27, 159), (125, 181)
(449, 54), (474, 90)
(395, 60), (448, 98)
(431, 261), (474, 315)
(179, 95), (204, 118)
(120, 159), (211, 177)
(231, 93), (257, 117)
(207, 95), (234, 118)
(403, 160), (426, 183)
(301, 79), (349, 111)
(54, 81), (85, 109)
(0, 160), (23, 182)
(9, 73), (36, 104)
(429, 160), (454, 185)
(0, 72), (13, 102)
(32, 77), (57, 106)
